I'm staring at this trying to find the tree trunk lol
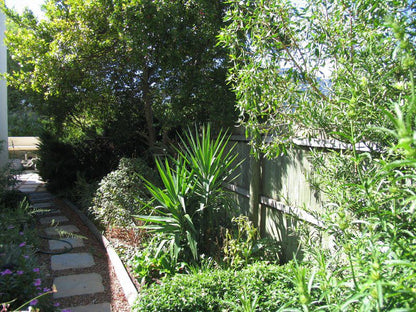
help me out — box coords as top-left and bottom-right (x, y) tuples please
(143, 66), (156, 147)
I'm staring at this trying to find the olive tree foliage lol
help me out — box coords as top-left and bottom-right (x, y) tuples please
(220, 1), (416, 309)
(219, 0), (415, 156)
(3, 0), (236, 149)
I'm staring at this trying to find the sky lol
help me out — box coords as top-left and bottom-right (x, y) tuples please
(5, 0), (46, 18)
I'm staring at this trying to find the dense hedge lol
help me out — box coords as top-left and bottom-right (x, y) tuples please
(37, 131), (119, 192)
(133, 262), (297, 311)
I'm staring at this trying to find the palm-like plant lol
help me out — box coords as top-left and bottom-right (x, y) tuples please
(135, 125), (239, 263)
(179, 125), (238, 212)
(178, 125), (239, 254)
(136, 157), (198, 262)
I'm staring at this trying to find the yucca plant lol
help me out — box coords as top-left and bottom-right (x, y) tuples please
(136, 157), (198, 262)
(177, 124), (239, 255)
(135, 125), (239, 263)
(178, 124), (238, 213)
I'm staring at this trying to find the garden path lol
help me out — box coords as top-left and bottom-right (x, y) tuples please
(15, 171), (129, 312)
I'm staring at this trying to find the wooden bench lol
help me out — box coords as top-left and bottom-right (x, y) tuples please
(8, 137), (40, 169)
(8, 136), (40, 151)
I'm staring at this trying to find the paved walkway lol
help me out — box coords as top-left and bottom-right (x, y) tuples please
(16, 171), (112, 312)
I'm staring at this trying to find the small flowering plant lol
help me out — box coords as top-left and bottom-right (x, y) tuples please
(0, 245), (56, 310)
(1, 285), (58, 312)
(0, 193), (57, 311)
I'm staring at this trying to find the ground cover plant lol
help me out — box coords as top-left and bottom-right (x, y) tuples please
(0, 168), (57, 311)
(133, 261), (297, 312)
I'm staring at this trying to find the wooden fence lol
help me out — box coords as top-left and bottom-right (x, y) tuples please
(224, 132), (374, 262)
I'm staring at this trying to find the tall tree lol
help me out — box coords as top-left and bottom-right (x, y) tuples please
(219, 0), (415, 154)
(3, 0), (236, 151)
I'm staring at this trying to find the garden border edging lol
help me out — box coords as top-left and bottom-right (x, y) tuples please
(63, 199), (139, 307)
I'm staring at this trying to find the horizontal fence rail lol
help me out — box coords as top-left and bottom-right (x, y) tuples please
(223, 132), (371, 260)
(231, 134), (383, 152)
(223, 182), (324, 228)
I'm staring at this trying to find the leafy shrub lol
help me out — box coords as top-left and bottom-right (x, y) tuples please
(0, 161), (19, 193)
(274, 25), (416, 311)
(90, 157), (159, 227)
(0, 245), (54, 311)
(223, 216), (281, 268)
(0, 202), (37, 247)
(37, 131), (121, 193)
(71, 174), (99, 213)
(283, 55), (416, 310)
(0, 190), (27, 212)
(223, 215), (259, 268)
(74, 137), (118, 181)
(220, 2), (416, 310)
(129, 234), (185, 284)
(133, 262), (297, 312)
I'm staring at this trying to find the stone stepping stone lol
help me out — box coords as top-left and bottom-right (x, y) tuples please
(45, 225), (80, 236)
(39, 215), (69, 225)
(21, 181), (39, 185)
(34, 209), (61, 216)
(51, 253), (95, 271)
(61, 303), (111, 312)
(19, 186), (39, 193)
(29, 192), (55, 202)
(32, 202), (54, 209)
(30, 197), (54, 203)
(19, 179), (40, 184)
(19, 173), (40, 180)
(49, 237), (85, 250)
(53, 273), (104, 298)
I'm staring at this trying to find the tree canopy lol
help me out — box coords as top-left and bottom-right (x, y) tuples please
(219, 0), (415, 155)
(3, 0), (236, 151)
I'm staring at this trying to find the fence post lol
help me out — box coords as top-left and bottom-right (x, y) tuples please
(259, 157), (266, 237)
(249, 154), (264, 234)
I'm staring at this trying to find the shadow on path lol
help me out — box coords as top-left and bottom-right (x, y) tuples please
(15, 171), (130, 312)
